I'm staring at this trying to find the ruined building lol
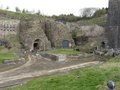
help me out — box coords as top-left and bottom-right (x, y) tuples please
(0, 18), (104, 52)
(0, 10), (106, 52)
(19, 19), (74, 51)
(107, 0), (120, 48)
(0, 17), (74, 51)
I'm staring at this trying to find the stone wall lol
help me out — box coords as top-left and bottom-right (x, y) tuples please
(0, 20), (20, 38)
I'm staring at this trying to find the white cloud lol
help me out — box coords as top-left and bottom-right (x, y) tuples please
(0, 0), (109, 16)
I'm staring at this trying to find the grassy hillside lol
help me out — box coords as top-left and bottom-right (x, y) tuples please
(0, 9), (107, 26)
(0, 9), (48, 20)
(77, 15), (107, 26)
(6, 56), (120, 90)
(0, 46), (18, 63)
(0, 34), (20, 63)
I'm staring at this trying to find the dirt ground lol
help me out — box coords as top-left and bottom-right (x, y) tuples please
(0, 54), (101, 89)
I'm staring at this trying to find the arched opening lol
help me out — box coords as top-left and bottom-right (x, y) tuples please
(101, 41), (106, 48)
(62, 40), (69, 48)
(33, 39), (41, 51)
(33, 43), (39, 49)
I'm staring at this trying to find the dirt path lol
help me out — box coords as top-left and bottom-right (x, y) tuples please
(0, 55), (102, 89)
(0, 55), (35, 76)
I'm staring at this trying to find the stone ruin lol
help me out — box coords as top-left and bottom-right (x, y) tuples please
(0, 18), (105, 53)
(43, 20), (74, 48)
(106, 0), (120, 49)
(0, 11), (107, 53)
(93, 0), (120, 56)
(19, 19), (75, 52)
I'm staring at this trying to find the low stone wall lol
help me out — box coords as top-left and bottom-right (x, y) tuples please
(41, 53), (59, 61)
(41, 53), (66, 61)
(41, 53), (96, 62)
(66, 55), (97, 62)
(3, 58), (26, 65)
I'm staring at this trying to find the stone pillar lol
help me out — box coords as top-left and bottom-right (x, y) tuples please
(107, 0), (120, 48)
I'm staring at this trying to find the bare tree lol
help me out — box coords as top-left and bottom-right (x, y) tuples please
(6, 6), (9, 10)
(36, 10), (41, 16)
(80, 8), (99, 17)
(15, 7), (21, 13)
(22, 9), (26, 13)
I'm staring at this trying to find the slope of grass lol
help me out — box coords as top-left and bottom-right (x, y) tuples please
(0, 46), (17, 63)
(0, 52), (16, 63)
(77, 15), (107, 26)
(0, 34), (20, 63)
(6, 56), (120, 90)
(0, 9), (43, 20)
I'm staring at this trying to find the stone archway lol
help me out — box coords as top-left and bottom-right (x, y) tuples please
(33, 39), (41, 51)
(62, 40), (69, 48)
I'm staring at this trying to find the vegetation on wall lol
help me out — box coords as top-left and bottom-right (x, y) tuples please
(0, 46), (17, 63)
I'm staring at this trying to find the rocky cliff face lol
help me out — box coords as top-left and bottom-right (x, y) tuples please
(67, 23), (105, 47)
(107, 0), (120, 48)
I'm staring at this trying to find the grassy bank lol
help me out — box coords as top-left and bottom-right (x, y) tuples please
(0, 52), (16, 63)
(0, 46), (17, 63)
(0, 34), (20, 63)
(77, 15), (107, 26)
(6, 56), (120, 90)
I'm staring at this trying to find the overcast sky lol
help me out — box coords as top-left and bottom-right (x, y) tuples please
(0, 0), (109, 16)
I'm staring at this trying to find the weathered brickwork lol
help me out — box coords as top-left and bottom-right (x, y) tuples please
(0, 20), (20, 38)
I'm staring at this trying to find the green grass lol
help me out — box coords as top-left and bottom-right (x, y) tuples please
(0, 34), (20, 63)
(0, 52), (16, 63)
(0, 9), (43, 20)
(0, 46), (17, 63)
(48, 48), (81, 55)
(6, 56), (120, 90)
(78, 15), (107, 26)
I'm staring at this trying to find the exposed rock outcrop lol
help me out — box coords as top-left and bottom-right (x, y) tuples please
(67, 23), (105, 47)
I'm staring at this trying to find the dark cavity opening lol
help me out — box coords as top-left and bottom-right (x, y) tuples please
(101, 41), (106, 48)
(33, 43), (39, 49)
(33, 39), (40, 51)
